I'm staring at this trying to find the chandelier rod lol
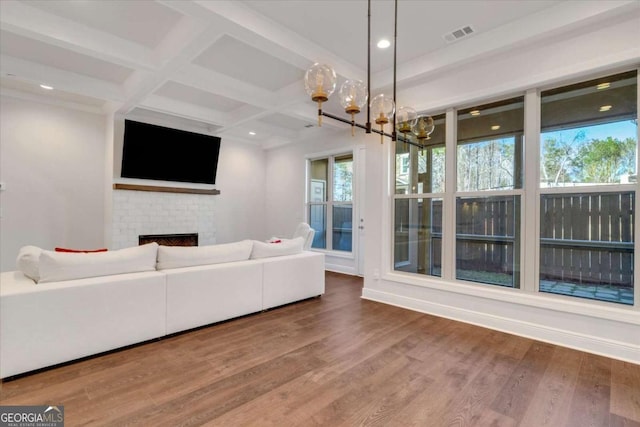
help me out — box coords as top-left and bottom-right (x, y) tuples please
(392, 0), (398, 141)
(366, 0), (372, 133)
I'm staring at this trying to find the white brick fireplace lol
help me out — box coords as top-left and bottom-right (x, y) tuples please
(111, 189), (216, 249)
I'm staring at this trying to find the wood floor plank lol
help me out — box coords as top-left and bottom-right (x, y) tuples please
(518, 346), (583, 427)
(1, 272), (637, 427)
(611, 359), (640, 422)
(490, 341), (556, 423)
(565, 353), (612, 427)
(610, 413), (640, 427)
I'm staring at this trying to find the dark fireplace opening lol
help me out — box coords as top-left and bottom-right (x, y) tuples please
(139, 233), (198, 247)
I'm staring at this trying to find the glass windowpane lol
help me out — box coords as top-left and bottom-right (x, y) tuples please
(457, 98), (524, 191)
(310, 159), (328, 202)
(539, 192), (634, 305)
(332, 205), (352, 251)
(333, 155), (353, 202)
(456, 195), (521, 287)
(540, 71), (637, 187)
(394, 198), (442, 276)
(309, 204), (326, 249)
(395, 114), (445, 194)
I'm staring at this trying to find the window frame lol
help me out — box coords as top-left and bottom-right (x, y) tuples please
(307, 151), (354, 254)
(389, 68), (638, 309)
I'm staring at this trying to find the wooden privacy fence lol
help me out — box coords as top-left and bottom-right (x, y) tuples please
(540, 192), (634, 287)
(455, 196), (518, 279)
(395, 191), (634, 287)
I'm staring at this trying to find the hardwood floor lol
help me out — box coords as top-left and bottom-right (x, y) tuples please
(1, 272), (638, 426)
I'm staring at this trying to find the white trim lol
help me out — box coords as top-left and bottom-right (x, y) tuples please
(381, 270), (639, 324)
(523, 88), (540, 293)
(539, 183), (637, 194)
(362, 288), (640, 364)
(0, 88), (104, 115)
(325, 263), (357, 276)
(635, 68), (640, 311)
(443, 108), (457, 280)
(455, 189), (524, 198)
(310, 249), (354, 260)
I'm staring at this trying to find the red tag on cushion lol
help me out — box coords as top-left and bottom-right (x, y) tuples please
(270, 240), (282, 244)
(54, 247), (108, 253)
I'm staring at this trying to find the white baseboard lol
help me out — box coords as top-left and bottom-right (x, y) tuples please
(362, 288), (640, 364)
(325, 264), (357, 276)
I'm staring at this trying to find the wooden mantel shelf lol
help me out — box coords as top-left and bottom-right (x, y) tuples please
(113, 183), (220, 195)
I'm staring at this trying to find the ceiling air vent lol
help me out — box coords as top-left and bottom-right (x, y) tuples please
(443, 25), (475, 43)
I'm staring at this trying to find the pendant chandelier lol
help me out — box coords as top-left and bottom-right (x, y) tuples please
(304, 0), (434, 146)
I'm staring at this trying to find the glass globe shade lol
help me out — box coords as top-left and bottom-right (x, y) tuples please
(304, 63), (337, 102)
(339, 79), (368, 114)
(412, 115), (435, 140)
(396, 106), (417, 134)
(370, 94), (395, 125)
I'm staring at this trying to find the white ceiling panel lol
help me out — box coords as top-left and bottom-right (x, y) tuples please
(22, 0), (183, 49)
(193, 35), (305, 92)
(155, 81), (247, 112)
(0, 30), (134, 84)
(242, 0), (563, 73)
(258, 112), (314, 131)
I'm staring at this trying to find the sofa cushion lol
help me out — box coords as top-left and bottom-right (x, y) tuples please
(156, 240), (253, 270)
(16, 245), (43, 282)
(38, 243), (158, 283)
(251, 237), (304, 259)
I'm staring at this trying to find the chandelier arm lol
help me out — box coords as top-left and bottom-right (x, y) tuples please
(321, 111), (424, 149)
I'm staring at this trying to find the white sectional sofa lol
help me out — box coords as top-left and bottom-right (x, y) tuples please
(0, 237), (324, 378)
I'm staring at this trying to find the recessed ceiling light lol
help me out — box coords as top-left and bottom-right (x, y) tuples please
(40, 84), (53, 90)
(599, 105), (612, 112)
(248, 131), (256, 136)
(491, 125), (500, 130)
(377, 39), (391, 49)
(470, 110), (480, 116)
(596, 82), (610, 90)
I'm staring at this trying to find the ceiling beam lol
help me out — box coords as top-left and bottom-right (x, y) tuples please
(0, 0), (156, 71)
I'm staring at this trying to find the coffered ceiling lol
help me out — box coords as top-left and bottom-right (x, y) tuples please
(0, 0), (637, 148)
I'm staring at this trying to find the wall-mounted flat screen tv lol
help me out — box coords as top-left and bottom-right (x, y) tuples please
(121, 120), (221, 185)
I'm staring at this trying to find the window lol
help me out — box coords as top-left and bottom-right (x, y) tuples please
(308, 153), (353, 252)
(394, 114), (445, 276)
(539, 71), (636, 305)
(391, 69), (637, 306)
(456, 98), (524, 288)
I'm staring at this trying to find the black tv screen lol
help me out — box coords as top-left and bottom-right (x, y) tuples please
(121, 120), (221, 185)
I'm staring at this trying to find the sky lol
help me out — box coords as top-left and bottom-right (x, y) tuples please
(541, 119), (638, 144)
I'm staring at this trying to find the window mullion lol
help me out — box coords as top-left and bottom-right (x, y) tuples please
(523, 88), (541, 293)
(442, 108), (457, 280)
(327, 156), (334, 250)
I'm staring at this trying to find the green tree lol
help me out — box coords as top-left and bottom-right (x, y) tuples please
(576, 136), (636, 183)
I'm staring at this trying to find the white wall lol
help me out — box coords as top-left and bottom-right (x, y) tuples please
(0, 97), (268, 270)
(213, 139), (267, 243)
(265, 131), (366, 274)
(0, 96), (106, 271)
